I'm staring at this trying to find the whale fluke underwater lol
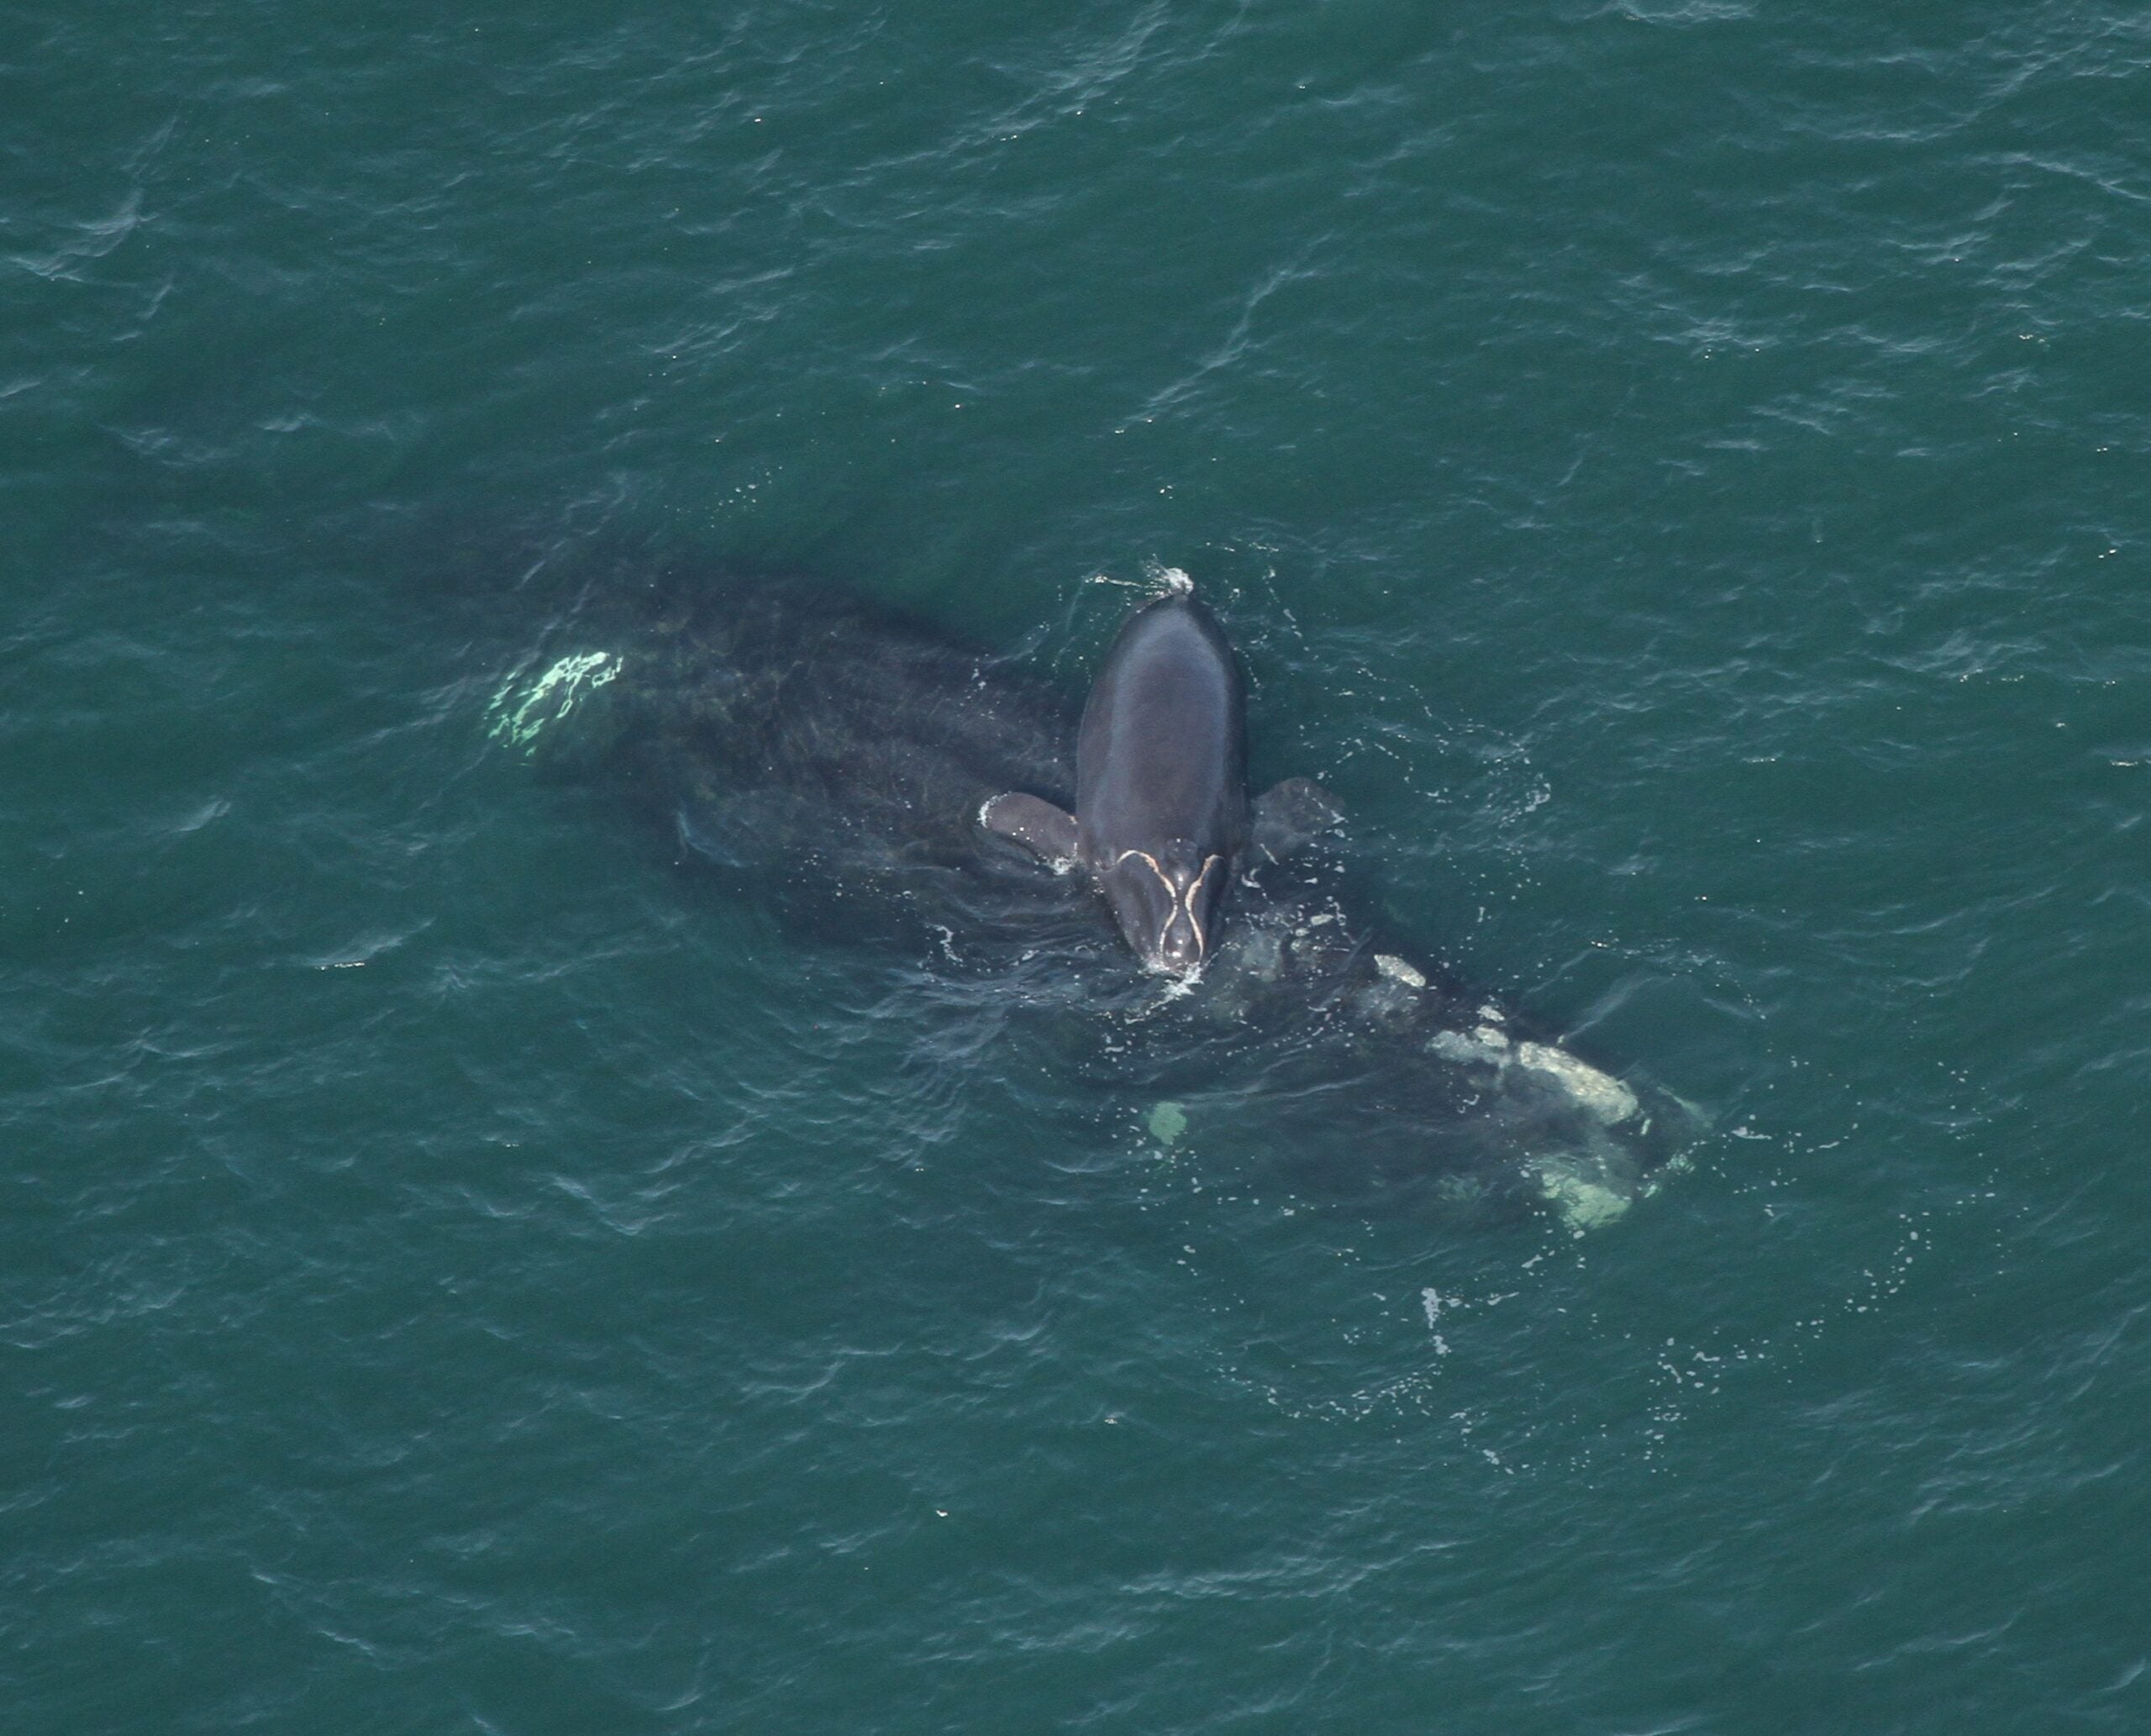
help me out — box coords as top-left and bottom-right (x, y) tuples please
(487, 567), (1699, 1229)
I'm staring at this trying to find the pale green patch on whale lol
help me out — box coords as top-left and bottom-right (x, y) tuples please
(1531, 1149), (1637, 1233)
(486, 651), (622, 753)
(1147, 1100), (1188, 1148)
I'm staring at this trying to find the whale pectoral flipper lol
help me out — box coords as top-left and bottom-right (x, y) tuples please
(981, 792), (1080, 867)
(1251, 777), (1342, 861)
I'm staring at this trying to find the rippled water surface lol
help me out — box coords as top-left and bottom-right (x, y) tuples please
(8, 4), (2148, 1731)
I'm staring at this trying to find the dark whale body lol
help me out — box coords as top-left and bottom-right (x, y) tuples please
(981, 590), (1333, 974)
(494, 570), (1700, 1228)
(1075, 594), (1246, 972)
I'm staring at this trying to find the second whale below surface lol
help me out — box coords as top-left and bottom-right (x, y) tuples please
(486, 572), (1701, 1230)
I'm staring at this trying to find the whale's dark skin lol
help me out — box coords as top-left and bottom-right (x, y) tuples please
(982, 591), (1331, 974)
(497, 568), (1699, 1224)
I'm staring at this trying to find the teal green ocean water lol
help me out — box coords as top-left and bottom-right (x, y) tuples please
(7, 3), (2148, 1730)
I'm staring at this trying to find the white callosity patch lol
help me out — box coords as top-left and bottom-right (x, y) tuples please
(486, 651), (622, 752)
(1427, 1021), (1640, 1131)
(1513, 1043), (1640, 1128)
(1428, 1025), (1512, 1067)
(1374, 954), (1425, 989)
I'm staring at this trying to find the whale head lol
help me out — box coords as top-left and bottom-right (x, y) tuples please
(1101, 842), (1224, 975)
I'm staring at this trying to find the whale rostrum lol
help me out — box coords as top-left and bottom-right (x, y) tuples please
(981, 589), (1338, 974)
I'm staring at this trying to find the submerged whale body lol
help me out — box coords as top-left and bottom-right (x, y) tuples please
(492, 570), (1698, 1228)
